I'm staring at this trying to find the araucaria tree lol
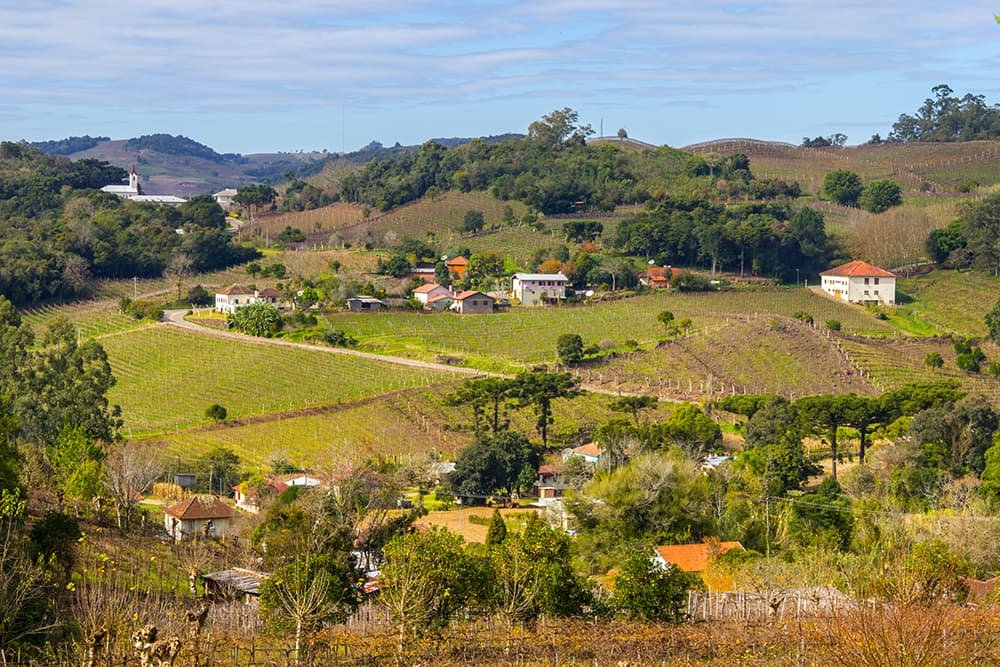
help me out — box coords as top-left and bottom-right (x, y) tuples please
(511, 370), (581, 447)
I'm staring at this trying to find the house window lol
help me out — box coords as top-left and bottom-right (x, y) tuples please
(874, 278), (880, 285)
(864, 277), (869, 285)
(864, 290), (869, 296)
(874, 290), (879, 295)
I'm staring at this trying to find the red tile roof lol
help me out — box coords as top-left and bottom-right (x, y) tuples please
(446, 256), (469, 267)
(216, 284), (254, 296)
(257, 287), (280, 298)
(165, 496), (235, 520)
(654, 542), (744, 572)
(453, 290), (491, 301)
(413, 283), (444, 294)
(572, 443), (602, 457)
(820, 260), (895, 278)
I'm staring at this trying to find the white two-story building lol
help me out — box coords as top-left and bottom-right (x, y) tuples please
(512, 272), (568, 306)
(820, 260), (896, 306)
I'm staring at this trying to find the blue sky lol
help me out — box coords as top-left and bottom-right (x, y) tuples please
(2, 1), (999, 153)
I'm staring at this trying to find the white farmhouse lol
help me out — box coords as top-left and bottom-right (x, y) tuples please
(412, 283), (452, 306)
(820, 260), (896, 306)
(215, 284), (281, 314)
(511, 272), (568, 306)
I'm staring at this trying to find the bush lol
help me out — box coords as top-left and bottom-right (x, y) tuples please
(989, 361), (1000, 377)
(672, 272), (711, 292)
(794, 311), (814, 324)
(826, 319), (841, 331)
(205, 404), (227, 421)
(924, 352), (944, 368)
(956, 351), (982, 373)
(612, 551), (703, 623)
(227, 302), (282, 337)
(186, 284), (213, 306)
(323, 329), (357, 347)
(557, 333), (584, 364)
(860, 179), (902, 213)
(462, 210), (485, 233)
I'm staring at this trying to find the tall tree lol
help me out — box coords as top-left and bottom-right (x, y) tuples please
(795, 395), (855, 481)
(511, 370), (581, 447)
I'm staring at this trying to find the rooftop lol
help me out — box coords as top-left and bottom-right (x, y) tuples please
(513, 272), (568, 282)
(820, 260), (895, 278)
(164, 496), (235, 520)
(216, 284), (254, 296)
(453, 290), (491, 301)
(654, 541), (744, 572)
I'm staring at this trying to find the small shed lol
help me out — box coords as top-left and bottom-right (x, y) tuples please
(202, 568), (269, 600)
(346, 297), (385, 312)
(173, 473), (197, 489)
(450, 290), (494, 314)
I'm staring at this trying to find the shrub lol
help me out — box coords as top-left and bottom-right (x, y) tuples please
(557, 333), (585, 365)
(988, 361), (1000, 377)
(826, 319), (841, 331)
(794, 311), (814, 324)
(323, 329), (357, 347)
(205, 404), (227, 421)
(612, 551), (703, 623)
(860, 179), (903, 213)
(924, 352), (944, 368)
(956, 352), (980, 373)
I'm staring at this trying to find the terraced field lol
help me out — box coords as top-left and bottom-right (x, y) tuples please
(330, 288), (894, 371)
(102, 326), (450, 437)
(578, 317), (875, 401)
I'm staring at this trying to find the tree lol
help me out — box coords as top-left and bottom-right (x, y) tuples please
(485, 508), (507, 547)
(795, 395), (855, 481)
(104, 443), (162, 531)
(205, 404), (227, 422)
(511, 370), (581, 447)
(612, 551), (703, 623)
(259, 554), (354, 665)
(556, 333), (584, 365)
(227, 302), (281, 337)
(47, 427), (104, 502)
(784, 477), (854, 551)
(925, 352), (944, 368)
(609, 395), (658, 427)
(446, 377), (517, 435)
(197, 446), (240, 496)
(957, 194), (1000, 275)
(617, 128), (628, 139)
(462, 210), (485, 233)
(860, 179), (903, 213)
(563, 220), (603, 243)
(656, 310), (675, 332)
(378, 528), (484, 656)
(449, 432), (538, 500)
(986, 297), (1000, 344)
(0, 490), (51, 652)
(740, 398), (818, 495)
(822, 169), (863, 207)
(567, 451), (712, 568)
(527, 108), (594, 146)
(658, 403), (722, 458)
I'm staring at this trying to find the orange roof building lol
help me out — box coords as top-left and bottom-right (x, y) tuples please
(446, 256), (469, 276)
(653, 541), (744, 573)
(819, 260), (896, 306)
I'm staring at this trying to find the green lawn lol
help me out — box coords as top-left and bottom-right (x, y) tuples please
(895, 270), (1000, 339)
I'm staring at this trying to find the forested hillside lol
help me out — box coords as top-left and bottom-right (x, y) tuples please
(0, 143), (257, 306)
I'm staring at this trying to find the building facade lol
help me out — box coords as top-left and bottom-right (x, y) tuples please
(820, 260), (896, 305)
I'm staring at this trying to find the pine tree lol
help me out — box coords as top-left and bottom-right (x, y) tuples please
(485, 508), (507, 548)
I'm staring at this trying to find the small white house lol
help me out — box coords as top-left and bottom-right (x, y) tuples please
(512, 272), (568, 306)
(450, 290), (494, 314)
(412, 283), (452, 306)
(820, 261), (896, 306)
(214, 188), (239, 209)
(164, 496), (235, 541)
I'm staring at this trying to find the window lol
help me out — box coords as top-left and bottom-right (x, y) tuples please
(874, 277), (880, 285)
(864, 290), (869, 296)
(864, 277), (869, 285)
(874, 290), (879, 296)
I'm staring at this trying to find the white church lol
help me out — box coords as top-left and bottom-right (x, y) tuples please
(101, 167), (187, 206)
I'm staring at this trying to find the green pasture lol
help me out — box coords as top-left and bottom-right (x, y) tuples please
(102, 326), (451, 437)
(895, 270), (1000, 339)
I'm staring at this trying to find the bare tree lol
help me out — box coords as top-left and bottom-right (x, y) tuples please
(105, 443), (163, 531)
(165, 254), (195, 302)
(177, 540), (215, 595)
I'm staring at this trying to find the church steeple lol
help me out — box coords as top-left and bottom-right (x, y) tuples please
(129, 165), (140, 194)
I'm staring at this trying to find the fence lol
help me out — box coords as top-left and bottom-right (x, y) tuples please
(686, 587), (851, 622)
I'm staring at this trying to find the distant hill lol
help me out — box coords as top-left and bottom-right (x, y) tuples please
(28, 134), (327, 197)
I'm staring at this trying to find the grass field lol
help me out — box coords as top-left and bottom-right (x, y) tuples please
(102, 326), (450, 437)
(328, 288), (894, 371)
(20, 299), (147, 339)
(895, 269), (1000, 338)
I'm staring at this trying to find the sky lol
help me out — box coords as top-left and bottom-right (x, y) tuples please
(2, 1), (999, 154)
